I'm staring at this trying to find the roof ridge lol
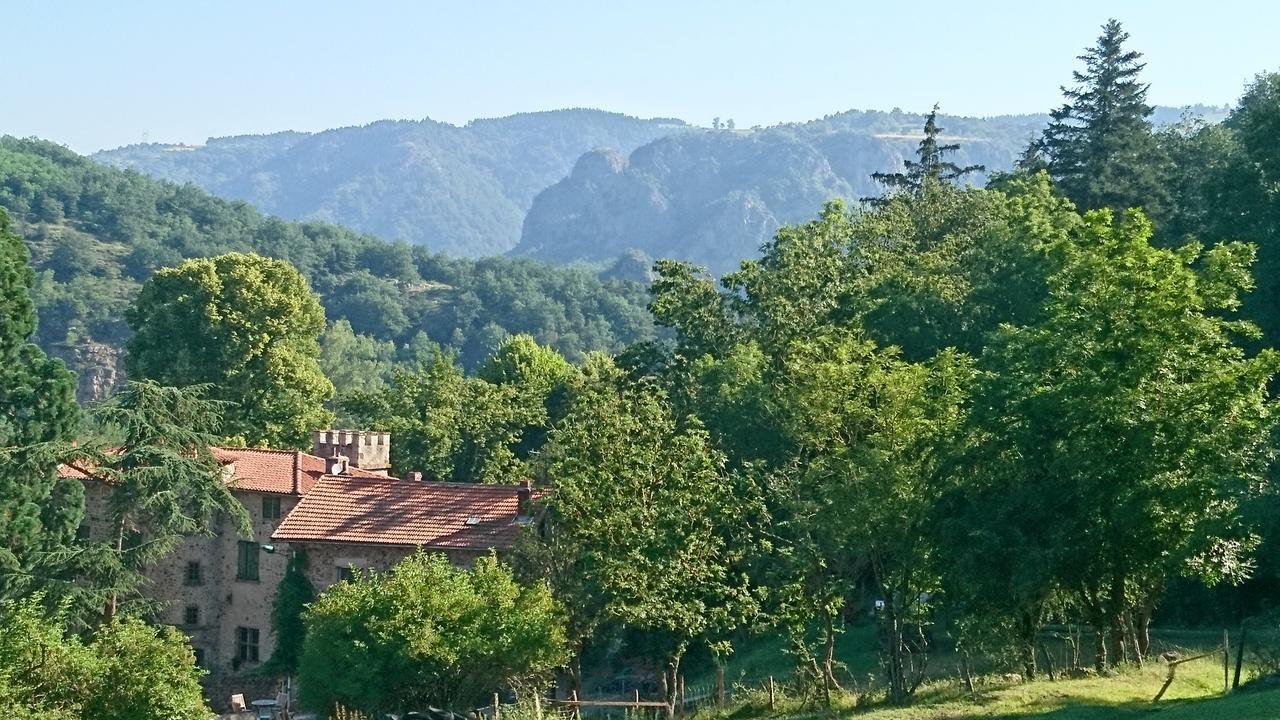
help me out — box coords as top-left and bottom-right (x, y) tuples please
(214, 445), (299, 456)
(314, 475), (524, 490)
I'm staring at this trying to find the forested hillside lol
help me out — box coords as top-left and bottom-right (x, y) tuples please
(95, 105), (1224, 274)
(0, 137), (655, 401)
(514, 106), (1227, 272)
(93, 110), (688, 257)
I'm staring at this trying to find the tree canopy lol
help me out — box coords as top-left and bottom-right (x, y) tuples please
(300, 552), (567, 716)
(126, 252), (334, 448)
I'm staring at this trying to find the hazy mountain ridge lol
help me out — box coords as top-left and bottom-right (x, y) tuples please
(94, 110), (689, 257)
(93, 105), (1228, 272)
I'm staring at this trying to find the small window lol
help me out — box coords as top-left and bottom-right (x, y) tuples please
(262, 496), (282, 520)
(236, 626), (260, 663)
(192, 647), (206, 667)
(237, 541), (259, 581)
(185, 561), (203, 586)
(336, 565), (355, 583)
(184, 605), (199, 625)
(75, 523), (90, 541)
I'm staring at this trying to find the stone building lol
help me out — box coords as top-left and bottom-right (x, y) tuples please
(67, 429), (534, 688)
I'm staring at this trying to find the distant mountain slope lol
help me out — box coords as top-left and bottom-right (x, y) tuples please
(513, 110), (1036, 273)
(513, 106), (1229, 273)
(1, 137), (655, 401)
(94, 110), (689, 257)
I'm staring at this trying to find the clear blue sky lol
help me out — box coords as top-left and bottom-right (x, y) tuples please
(2, 0), (1274, 153)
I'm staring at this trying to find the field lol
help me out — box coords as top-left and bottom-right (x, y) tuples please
(670, 626), (1280, 720)
(694, 659), (1280, 720)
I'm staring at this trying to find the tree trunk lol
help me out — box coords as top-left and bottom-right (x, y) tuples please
(1018, 610), (1038, 680)
(1107, 571), (1128, 667)
(1135, 598), (1154, 660)
(663, 652), (683, 720)
(821, 609), (839, 707)
(885, 605), (907, 703)
(569, 646), (584, 696)
(104, 521), (125, 623)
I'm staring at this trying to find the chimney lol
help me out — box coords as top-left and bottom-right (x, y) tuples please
(516, 479), (533, 521)
(312, 430), (391, 474)
(406, 471), (423, 482)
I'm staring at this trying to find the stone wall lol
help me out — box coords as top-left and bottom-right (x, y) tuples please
(80, 481), (300, 675)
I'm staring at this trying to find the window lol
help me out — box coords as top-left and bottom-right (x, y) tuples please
(237, 541), (259, 581)
(75, 523), (90, 541)
(336, 565), (355, 583)
(262, 496), (282, 520)
(192, 647), (206, 667)
(183, 605), (199, 625)
(236, 627), (260, 663)
(185, 560), (202, 586)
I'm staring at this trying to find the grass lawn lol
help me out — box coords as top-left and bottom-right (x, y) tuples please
(705, 659), (1280, 720)
(675, 625), (1280, 720)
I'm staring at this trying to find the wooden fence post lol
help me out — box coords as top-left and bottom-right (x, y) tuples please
(571, 689), (580, 720)
(1233, 627), (1247, 691)
(767, 676), (775, 712)
(494, 693), (501, 720)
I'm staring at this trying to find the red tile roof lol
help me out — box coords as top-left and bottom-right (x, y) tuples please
(212, 447), (384, 495)
(60, 447), (384, 496)
(271, 476), (531, 550)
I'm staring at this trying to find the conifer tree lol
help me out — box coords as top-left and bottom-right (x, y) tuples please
(869, 104), (983, 204)
(0, 208), (82, 596)
(1039, 19), (1167, 215)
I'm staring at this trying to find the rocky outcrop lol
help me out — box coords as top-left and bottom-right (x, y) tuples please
(49, 341), (124, 404)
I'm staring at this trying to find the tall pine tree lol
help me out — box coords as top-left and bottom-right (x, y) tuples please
(869, 104), (983, 204)
(1039, 19), (1167, 216)
(0, 208), (82, 596)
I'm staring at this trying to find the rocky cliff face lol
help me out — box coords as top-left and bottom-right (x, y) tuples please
(512, 120), (1022, 274)
(49, 341), (124, 404)
(94, 111), (689, 257)
(509, 105), (1050, 274)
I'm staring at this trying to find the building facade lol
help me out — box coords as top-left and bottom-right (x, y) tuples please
(68, 430), (533, 688)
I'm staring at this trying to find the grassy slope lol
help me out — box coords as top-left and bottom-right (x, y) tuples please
(713, 660), (1280, 720)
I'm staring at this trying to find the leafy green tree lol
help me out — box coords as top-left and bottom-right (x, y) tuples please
(81, 616), (211, 720)
(0, 595), (210, 720)
(261, 549), (316, 677)
(319, 319), (396, 396)
(73, 382), (251, 622)
(964, 209), (1278, 668)
(0, 208), (82, 599)
(1039, 19), (1167, 216)
(478, 334), (576, 456)
(300, 552), (567, 717)
(341, 347), (540, 482)
(125, 252), (334, 448)
(536, 356), (760, 713)
(869, 105), (983, 203)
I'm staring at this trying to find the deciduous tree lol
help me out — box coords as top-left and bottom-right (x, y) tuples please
(300, 552), (566, 717)
(125, 252), (334, 448)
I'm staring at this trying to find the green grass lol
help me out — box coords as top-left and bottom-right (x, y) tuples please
(702, 659), (1280, 720)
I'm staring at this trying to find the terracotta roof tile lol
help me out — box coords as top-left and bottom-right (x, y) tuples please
(61, 446), (385, 496)
(272, 476), (531, 549)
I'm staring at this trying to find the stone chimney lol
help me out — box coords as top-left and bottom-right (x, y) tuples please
(406, 471), (423, 482)
(516, 479), (533, 521)
(312, 430), (391, 474)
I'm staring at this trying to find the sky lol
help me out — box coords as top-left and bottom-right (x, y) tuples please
(2, 0), (1275, 153)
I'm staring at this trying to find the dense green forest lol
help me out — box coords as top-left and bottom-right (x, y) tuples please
(93, 110), (689, 256)
(0, 136), (656, 400)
